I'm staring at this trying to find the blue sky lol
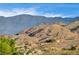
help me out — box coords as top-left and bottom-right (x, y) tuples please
(0, 3), (79, 17)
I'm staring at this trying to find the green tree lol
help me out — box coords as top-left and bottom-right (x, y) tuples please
(0, 38), (16, 55)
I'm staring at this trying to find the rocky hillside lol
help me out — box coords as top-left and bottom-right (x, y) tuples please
(66, 20), (79, 34)
(12, 23), (79, 55)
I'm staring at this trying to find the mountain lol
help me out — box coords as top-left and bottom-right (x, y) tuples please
(66, 19), (79, 34)
(14, 23), (79, 54)
(0, 14), (78, 34)
(0, 23), (79, 54)
(18, 23), (79, 42)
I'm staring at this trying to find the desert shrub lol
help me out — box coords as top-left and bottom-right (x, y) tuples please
(63, 45), (76, 50)
(63, 40), (79, 50)
(61, 50), (79, 55)
(0, 38), (17, 55)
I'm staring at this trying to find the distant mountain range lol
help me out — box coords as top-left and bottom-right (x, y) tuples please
(0, 14), (79, 34)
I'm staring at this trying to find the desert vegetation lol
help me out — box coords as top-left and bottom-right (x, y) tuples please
(0, 38), (17, 55)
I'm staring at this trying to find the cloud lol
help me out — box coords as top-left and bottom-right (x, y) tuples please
(43, 13), (70, 18)
(0, 7), (70, 18)
(0, 8), (38, 17)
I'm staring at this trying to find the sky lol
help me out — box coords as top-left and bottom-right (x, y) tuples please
(0, 3), (79, 17)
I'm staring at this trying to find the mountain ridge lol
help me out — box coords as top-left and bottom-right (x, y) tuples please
(0, 14), (79, 34)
